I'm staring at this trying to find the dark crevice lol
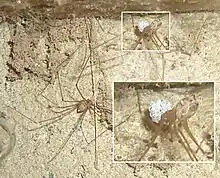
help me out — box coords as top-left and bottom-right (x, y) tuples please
(5, 61), (22, 82)
(24, 67), (38, 77)
(7, 40), (14, 60)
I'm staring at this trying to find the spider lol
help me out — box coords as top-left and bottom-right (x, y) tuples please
(133, 20), (169, 51)
(21, 17), (112, 168)
(138, 95), (208, 161)
(122, 12), (169, 50)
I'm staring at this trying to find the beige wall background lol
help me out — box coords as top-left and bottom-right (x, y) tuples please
(0, 8), (220, 178)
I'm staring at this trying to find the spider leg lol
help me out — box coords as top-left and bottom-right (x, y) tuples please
(35, 82), (59, 109)
(35, 45), (81, 107)
(79, 109), (90, 144)
(138, 134), (158, 161)
(78, 52), (128, 83)
(173, 127), (196, 161)
(81, 103), (114, 146)
(169, 119), (196, 161)
(153, 32), (167, 50)
(177, 127), (198, 161)
(38, 104), (77, 123)
(149, 33), (161, 50)
(93, 34), (121, 50)
(28, 107), (76, 131)
(96, 105), (112, 114)
(57, 71), (78, 103)
(182, 119), (206, 154)
(85, 17), (99, 169)
(93, 106), (98, 169)
(90, 103), (111, 120)
(132, 37), (143, 50)
(4, 105), (38, 124)
(87, 104), (98, 168)
(87, 111), (136, 150)
(48, 110), (87, 163)
(48, 103), (78, 112)
(93, 16), (122, 46)
(75, 55), (90, 101)
(75, 17), (94, 101)
(79, 124), (89, 144)
(195, 120), (214, 153)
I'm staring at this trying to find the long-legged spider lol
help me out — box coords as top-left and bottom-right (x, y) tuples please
(21, 17), (113, 168)
(122, 13), (169, 50)
(138, 95), (208, 161)
(133, 20), (169, 50)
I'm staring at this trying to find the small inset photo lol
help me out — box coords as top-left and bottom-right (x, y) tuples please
(113, 82), (215, 163)
(121, 11), (170, 51)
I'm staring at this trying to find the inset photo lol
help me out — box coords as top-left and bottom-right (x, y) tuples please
(121, 11), (170, 51)
(113, 82), (215, 163)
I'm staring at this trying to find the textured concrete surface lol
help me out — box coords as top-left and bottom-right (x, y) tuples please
(0, 11), (220, 177)
(1, 0), (220, 18)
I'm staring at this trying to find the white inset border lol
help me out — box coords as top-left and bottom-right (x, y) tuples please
(112, 81), (215, 164)
(121, 11), (171, 52)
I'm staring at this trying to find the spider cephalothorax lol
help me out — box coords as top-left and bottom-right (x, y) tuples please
(76, 99), (93, 113)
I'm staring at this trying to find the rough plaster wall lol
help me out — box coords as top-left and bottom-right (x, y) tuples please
(0, 12), (219, 178)
(114, 85), (214, 161)
(1, 0), (220, 18)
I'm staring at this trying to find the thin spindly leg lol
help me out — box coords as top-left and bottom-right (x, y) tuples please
(130, 15), (142, 50)
(173, 127), (196, 161)
(75, 17), (99, 169)
(57, 72), (79, 103)
(182, 119), (206, 154)
(138, 134), (158, 161)
(133, 37), (143, 50)
(48, 110), (87, 163)
(195, 120), (214, 153)
(88, 17), (100, 169)
(75, 53), (90, 100)
(92, 104), (98, 168)
(150, 33), (161, 50)
(38, 104), (77, 123)
(35, 82), (59, 108)
(178, 128), (198, 161)
(47, 103), (78, 113)
(93, 16), (123, 49)
(26, 102), (78, 127)
(35, 45), (81, 107)
(153, 32), (167, 50)
(28, 107), (76, 131)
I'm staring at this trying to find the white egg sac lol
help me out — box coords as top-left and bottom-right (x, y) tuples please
(148, 99), (172, 123)
(137, 21), (150, 33)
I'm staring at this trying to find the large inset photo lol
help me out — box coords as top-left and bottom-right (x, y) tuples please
(113, 82), (215, 163)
